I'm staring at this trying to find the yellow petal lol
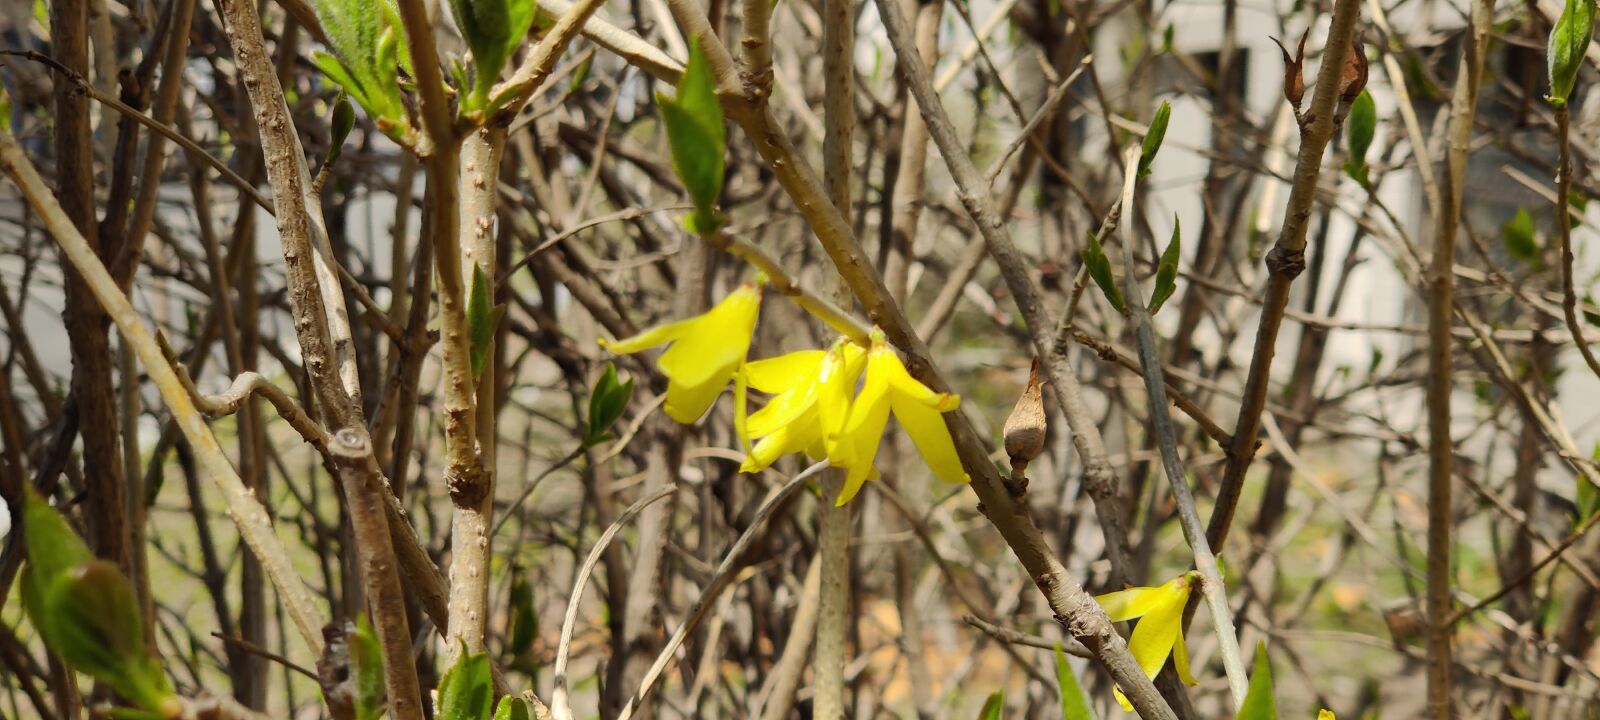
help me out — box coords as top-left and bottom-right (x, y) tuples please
(1318, 711), (1336, 720)
(816, 344), (863, 438)
(879, 346), (960, 411)
(746, 384), (819, 438)
(744, 350), (825, 393)
(829, 351), (891, 470)
(1125, 580), (1187, 682)
(663, 367), (735, 423)
(599, 316), (694, 354)
(740, 412), (820, 472)
(1095, 583), (1172, 623)
(1173, 614), (1196, 686)
(891, 394), (967, 484)
(735, 366), (751, 454)
(657, 289), (759, 392)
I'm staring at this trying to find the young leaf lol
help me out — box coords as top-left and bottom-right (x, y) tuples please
(1502, 207), (1540, 266)
(1149, 215), (1182, 314)
(1080, 232), (1127, 313)
(437, 646), (495, 720)
(21, 489), (92, 587)
(658, 40), (727, 232)
(1548, 0), (1596, 107)
(1343, 90), (1376, 184)
(1137, 100), (1171, 180)
(1235, 641), (1278, 720)
(309, 0), (411, 139)
(1054, 645), (1095, 720)
(494, 696), (531, 720)
(25, 559), (177, 714)
(468, 263), (497, 379)
(327, 93), (357, 166)
(350, 616), (387, 720)
(978, 690), (1005, 720)
(586, 362), (635, 445)
(449, 0), (538, 110)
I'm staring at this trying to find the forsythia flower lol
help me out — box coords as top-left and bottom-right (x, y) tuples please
(600, 281), (762, 423)
(827, 328), (967, 505)
(739, 338), (866, 473)
(1095, 571), (1201, 711)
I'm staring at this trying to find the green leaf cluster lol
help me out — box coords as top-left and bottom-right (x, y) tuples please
(586, 362), (635, 446)
(438, 646), (530, 720)
(1548, 0), (1596, 107)
(310, 0), (413, 142)
(1137, 101), (1171, 180)
(449, 0), (538, 112)
(468, 263), (507, 380)
(1081, 231), (1126, 313)
(1149, 216), (1182, 314)
(19, 491), (177, 715)
(1342, 90), (1376, 185)
(658, 41), (727, 233)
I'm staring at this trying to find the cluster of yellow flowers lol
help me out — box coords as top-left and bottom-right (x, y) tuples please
(599, 279), (968, 504)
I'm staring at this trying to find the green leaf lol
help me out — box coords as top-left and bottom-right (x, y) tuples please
(351, 616), (386, 720)
(21, 490), (92, 587)
(1054, 645), (1095, 720)
(1584, 293), (1600, 326)
(437, 646), (495, 720)
(309, 0), (411, 139)
(508, 567), (538, 657)
(978, 690), (1005, 720)
(1149, 215), (1182, 314)
(1502, 207), (1540, 266)
(1137, 100), (1171, 180)
(449, 0), (538, 110)
(1581, 445), (1600, 527)
(468, 263), (497, 379)
(586, 362), (635, 445)
(1343, 90), (1376, 184)
(493, 696), (531, 720)
(1235, 641), (1278, 720)
(1548, 0), (1596, 107)
(659, 40), (727, 232)
(327, 93), (357, 166)
(1080, 232), (1127, 313)
(27, 560), (176, 714)
(0, 81), (13, 128)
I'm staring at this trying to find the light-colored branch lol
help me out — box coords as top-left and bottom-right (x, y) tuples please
(0, 126), (327, 657)
(1108, 145), (1248, 708)
(615, 463), (828, 720)
(754, 553), (821, 720)
(961, 615), (1092, 658)
(550, 486), (678, 720)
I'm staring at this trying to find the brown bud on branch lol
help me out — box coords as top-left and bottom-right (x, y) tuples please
(1004, 358), (1048, 478)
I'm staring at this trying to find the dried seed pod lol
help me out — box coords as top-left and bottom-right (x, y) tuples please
(1270, 30), (1310, 110)
(1003, 358), (1048, 477)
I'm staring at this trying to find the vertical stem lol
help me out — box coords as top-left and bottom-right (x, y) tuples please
(1427, 0), (1492, 714)
(1204, 0), (1360, 548)
(1110, 149), (1249, 709)
(330, 430), (425, 720)
(815, 0), (855, 714)
(1556, 107), (1600, 378)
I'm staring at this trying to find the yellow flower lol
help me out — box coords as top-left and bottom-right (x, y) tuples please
(827, 328), (967, 506)
(739, 339), (866, 473)
(600, 281), (762, 423)
(1318, 711), (1336, 719)
(1094, 571), (1201, 711)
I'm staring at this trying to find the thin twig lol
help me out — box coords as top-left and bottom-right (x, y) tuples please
(549, 485), (678, 720)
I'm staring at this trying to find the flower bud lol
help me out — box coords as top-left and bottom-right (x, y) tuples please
(1003, 359), (1048, 476)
